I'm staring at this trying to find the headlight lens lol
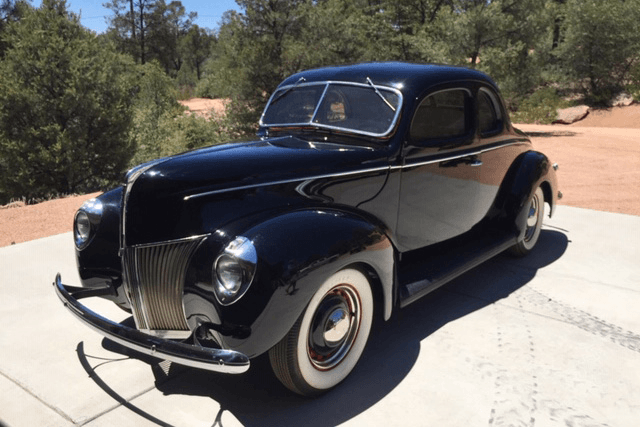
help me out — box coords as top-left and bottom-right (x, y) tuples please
(74, 198), (103, 250)
(75, 211), (91, 243)
(216, 255), (244, 293)
(213, 236), (257, 305)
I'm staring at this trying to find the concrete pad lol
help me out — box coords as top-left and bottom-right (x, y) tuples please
(82, 387), (243, 427)
(0, 234), (160, 425)
(0, 373), (73, 427)
(1, 205), (639, 426)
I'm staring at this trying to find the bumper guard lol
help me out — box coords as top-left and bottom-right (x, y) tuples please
(53, 274), (250, 374)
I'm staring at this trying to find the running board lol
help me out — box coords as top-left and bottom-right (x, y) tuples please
(398, 230), (516, 307)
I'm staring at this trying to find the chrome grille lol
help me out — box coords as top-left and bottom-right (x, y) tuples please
(123, 236), (204, 331)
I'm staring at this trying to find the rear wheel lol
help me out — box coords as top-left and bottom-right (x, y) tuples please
(269, 268), (373, 396)
(509, 186), (545, 256)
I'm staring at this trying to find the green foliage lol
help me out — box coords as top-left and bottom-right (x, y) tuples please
(195, 1), (309, 134)
(4, 0), (640, 203)
(555, 0), (640, 102)
(510, 87), (571, 124)
(127, 61), (229, 165)
(129, 111), (229, 165)
(626, 62), (640, 102)
(0, 0), (137, 204)
(178, 24), (212, 80)
(0, 0), (30, 56)
(127, 61), (182, 164)
(104, 0), (197, 75)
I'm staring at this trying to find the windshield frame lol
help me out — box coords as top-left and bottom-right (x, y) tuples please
(259, 80), (404, 138)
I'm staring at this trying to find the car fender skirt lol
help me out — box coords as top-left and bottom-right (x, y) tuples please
(53, 274), (250, 374)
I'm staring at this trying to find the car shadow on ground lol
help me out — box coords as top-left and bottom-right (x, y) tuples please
(78, 229), (568, 427)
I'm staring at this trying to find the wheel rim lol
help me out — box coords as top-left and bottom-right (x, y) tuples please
(307, 284), (361, 370)
(524, 191), (541, 242)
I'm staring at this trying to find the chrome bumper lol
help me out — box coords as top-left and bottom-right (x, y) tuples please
(53, 274), (250, 374)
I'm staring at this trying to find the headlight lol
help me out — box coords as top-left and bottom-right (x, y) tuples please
(213, 236), (257, 305)
(74, 198), (103, 250)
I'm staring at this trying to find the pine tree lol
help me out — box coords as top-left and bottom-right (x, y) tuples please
(0, 0), (137, 203)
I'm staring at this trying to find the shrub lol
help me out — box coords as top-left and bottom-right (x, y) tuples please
(510, 87), (572, 124)
(0, 0), (136, 204)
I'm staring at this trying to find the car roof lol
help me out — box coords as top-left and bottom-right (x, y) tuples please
(278, 62), (499, 96)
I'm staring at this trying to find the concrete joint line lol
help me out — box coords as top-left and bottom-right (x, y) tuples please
(0, 369), (73, 424)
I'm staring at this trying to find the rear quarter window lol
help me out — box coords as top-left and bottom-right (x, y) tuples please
(478, 88), (503, 135)
(410, 89), (469, 141)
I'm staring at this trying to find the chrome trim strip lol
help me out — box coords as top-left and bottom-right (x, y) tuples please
(395, 140), (527, 170)
(121, 158), (165, 251)
(140, 329), (193, 339)
(310, 83), (329, 123)
(259, 80), (404, 138)
(183, 166), (391, 200)
(54, 274), (250, 374)
(184, 140), (527, 201)
(131, 247), (151, 328)
(120, 159), (167, 330)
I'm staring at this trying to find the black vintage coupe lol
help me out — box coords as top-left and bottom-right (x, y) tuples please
(55, 62), (559, 396)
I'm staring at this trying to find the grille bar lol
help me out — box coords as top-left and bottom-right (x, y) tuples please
(123, 237), (204, 331)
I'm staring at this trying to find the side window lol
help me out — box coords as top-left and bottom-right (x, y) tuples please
(478, 88), (502, 135)
(410, 89), (469, 141)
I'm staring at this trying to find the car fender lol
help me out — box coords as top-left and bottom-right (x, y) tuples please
(219, 208), (395, 358)
(490, 150), (558, 238)
(75, 187), (123, 288)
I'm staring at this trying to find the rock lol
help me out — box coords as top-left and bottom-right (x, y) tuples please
(610, 92), (634, 107)
(553, 105), (590, 124)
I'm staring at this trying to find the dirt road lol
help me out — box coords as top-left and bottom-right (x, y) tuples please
(517, 124), (640, 216)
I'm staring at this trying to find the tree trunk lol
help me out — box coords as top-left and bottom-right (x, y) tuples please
(129, 0), (136, 41)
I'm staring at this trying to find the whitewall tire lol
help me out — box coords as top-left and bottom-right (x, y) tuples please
(510, 186), (545, 256)
(269, 268), (374, 396)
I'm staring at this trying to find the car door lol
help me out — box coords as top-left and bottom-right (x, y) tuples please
(396, 87), (485, 252)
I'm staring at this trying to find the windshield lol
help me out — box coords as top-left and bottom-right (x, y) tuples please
(260, 81), (403, 137)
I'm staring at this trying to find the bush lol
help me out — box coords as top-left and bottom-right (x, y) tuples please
(128, 62), (242, 167)
(625, 62), (640, 103)
(129, 111), (231, 166)
(128, 65), (233, 166)
(0, 0), (136, 204)
(510, 87), (572, 124)
(556, 0), (640, 103)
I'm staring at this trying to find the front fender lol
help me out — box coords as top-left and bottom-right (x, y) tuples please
(219, 209), (394, 358)
(75, 187), (123, 290)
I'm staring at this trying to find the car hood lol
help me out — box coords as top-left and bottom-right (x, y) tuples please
(125, 136), (391, 245)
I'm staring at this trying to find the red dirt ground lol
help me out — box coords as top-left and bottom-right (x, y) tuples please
(178, 98), (227, 119)
(1, 103), (638, 248)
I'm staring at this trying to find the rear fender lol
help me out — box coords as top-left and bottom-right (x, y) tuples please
(491, 150), (558, 238)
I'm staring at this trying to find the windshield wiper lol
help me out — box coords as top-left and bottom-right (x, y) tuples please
(366, 77), (396, 112)
(269, 77), (306, 106)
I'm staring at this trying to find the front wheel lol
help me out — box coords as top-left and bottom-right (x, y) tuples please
(509, 186), (545, 257)
(269, 268), (373, 396)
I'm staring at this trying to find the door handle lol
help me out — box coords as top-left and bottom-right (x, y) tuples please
(440, 155), (482, 168)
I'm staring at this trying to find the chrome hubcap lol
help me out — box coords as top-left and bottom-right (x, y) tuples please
(308, 284), (361, 370)
(525, 193), (540, 241)
(324, 308), (350, 344)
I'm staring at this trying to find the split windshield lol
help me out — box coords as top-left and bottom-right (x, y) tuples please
(260, 82), (402, 137)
